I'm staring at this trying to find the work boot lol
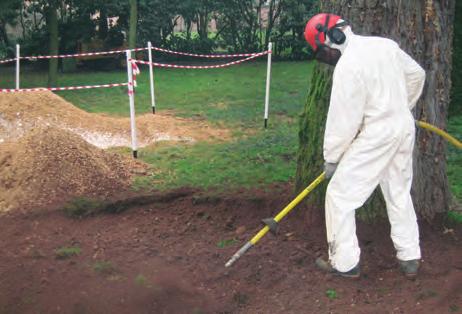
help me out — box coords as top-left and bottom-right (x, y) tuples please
(398, 259), (420, 278)
(315, 257), (360, 278)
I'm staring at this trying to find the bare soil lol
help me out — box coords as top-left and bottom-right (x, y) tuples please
(0, 186), (460, 314)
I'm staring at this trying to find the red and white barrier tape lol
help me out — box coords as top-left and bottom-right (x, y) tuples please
(151, 46), (270, 58)
(18, 47), (148, 61)
(0, 58), (17, 64)
(131, 62), (140, 87)
(1, 45), (269, 63)
(131, 51), (268, 69)
(0, 82), (129, 93)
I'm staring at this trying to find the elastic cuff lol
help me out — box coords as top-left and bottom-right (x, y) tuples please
(396, 247), (421, 261)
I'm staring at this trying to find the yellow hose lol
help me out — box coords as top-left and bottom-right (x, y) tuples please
(416, 120), (462, 149)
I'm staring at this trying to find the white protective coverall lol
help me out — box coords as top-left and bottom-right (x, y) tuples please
(324, 27), (426, 272)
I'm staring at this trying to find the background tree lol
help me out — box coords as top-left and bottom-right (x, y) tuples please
(263, 0), (283, 50)
(136, 0), (182, 52)
(3, 0), (317, 61)
(274, 0), (316, 59)
(0, 0), (21, 57)
(128, 0), (138, 49)
(451, 0), (462, 116)
(45, 0), (59, 86)
(296, 0), (455, 220)
(216, 0), (262, 52)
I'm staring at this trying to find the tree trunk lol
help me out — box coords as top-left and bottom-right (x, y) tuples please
(296, 0), (455, 221)
(46, 2), (59, 87)
(128, 0), (138, 49)
(0, 23), (9, 47)
(98, 8), (108, 40)
(264, 0), (282, 51)
(450, 0), (462, 116)
(197, 8), (209, 41)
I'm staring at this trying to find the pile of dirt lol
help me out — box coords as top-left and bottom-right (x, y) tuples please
(0, 91), (230, 148)
(0, 126), (145, 212)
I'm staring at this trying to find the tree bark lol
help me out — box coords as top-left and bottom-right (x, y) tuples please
(450, 0), (462, 116)
(46, 2), (59, 87)
(296, 0), (455, 220)
(128, 0), (138, 49)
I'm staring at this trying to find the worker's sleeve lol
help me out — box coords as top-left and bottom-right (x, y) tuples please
(398, 48), (426, 110)
(323, 65), (366, 164)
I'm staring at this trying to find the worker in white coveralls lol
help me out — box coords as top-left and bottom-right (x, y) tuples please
(303, 13), (426, 278)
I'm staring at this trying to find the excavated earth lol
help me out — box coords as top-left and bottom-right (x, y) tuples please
(0, 91), (229, 212)
(0, 91), (230, 148)
(0, 126), (147, 212)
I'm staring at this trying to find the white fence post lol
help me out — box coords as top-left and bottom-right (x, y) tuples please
(264, 42), (272, 129)
(126, 50), (138, 158)
(147, 41), (156, 114)
(16, 44), (20, 90)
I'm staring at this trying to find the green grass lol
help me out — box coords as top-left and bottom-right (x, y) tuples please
(134, 274), (147, 287)
(134, 123), (298, 190)
(93, 261), (116, 275)
(326, 288), (338, 300)
(55, 246), (81, 259)
(216, 239), (238, 248)
(447, 115), (462, 200)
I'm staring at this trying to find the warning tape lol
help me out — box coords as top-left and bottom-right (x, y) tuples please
(151, 47), (271, 58)
(1, 44), (270, 64)
(131, 51), (268, 69)
(18, 47), (148, 61)
(0, 46), (270, 63)
(0, 82), (129, 93)
(0, 58), (16, 65)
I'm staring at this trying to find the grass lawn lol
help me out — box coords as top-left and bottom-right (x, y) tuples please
(0, 61), (460, 201)
(447, 115), (462, 201)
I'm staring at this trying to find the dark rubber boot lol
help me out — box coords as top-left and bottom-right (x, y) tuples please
(398, 259), (420, 278)
(315, 257), (360, 278)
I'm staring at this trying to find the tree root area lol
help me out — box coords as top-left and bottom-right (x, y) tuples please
(0, 185), (460, 314)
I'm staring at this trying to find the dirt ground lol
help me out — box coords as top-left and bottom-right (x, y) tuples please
(0, 185), (460, 314)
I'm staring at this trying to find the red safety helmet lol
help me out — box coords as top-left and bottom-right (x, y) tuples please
(304, 13), (344, 51)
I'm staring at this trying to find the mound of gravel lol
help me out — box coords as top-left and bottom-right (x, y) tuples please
(0, 126), (139, 212)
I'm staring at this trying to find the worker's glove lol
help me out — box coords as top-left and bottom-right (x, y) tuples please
(324, 162), (338, 179)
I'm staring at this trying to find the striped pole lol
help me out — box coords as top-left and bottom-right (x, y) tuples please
(16, 44), (20, 90)
(147, 41), (156, 114)
(126, 50), (138, 159)
(263, 42), (272, 129)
